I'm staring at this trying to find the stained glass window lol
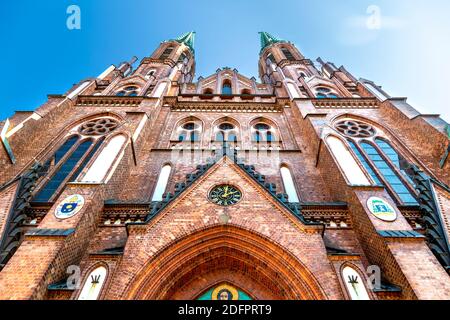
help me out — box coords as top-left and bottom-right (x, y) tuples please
(348, 140), (381, 185)
(34, 139), (94, 202)
(360, 142), (417, 204)
(375, 138), (415, 185)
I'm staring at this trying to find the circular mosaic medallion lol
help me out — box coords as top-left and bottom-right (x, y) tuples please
(209, 185), (242, 206)
(367, 197), (397, 222)
(79, 118), (119, 136)
(211, 284), (239, 300)
(55, 194), (85, 219)
(335, 120), (375, 138)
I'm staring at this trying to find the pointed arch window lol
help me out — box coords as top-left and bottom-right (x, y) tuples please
(33, 118), (120, 202)
(33, 138), (95, 202)
(360, 142), (417, 204)
(78, 266), (107, 300)
(215, 123), (238, 144)
(152, 164), (172, 202)
(347, 140), (381, 185)
(342, 266), (370, 300)
(280, 166), (300, 202)
(374, 138), (415, 185)
(178, 122), (201, 143)
(252, 123), (276, 143)
(326, 136), (371, 186)
(81, 135), (127, 183)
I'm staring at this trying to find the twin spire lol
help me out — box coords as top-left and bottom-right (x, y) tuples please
(171, 31), (196, 54)
(258, 32), (287, 54)
(168, 31), (287, 55)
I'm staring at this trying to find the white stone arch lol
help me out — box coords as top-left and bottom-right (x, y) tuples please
(81, 133), (129, 183)
(324, 134), (371, 186)
(279, 164), (300, 203)
(151, 163), (173, 202)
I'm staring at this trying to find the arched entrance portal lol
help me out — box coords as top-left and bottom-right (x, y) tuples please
(123, 225), (328, 300)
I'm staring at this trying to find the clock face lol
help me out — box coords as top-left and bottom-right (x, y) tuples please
(209, 185), (242, 206)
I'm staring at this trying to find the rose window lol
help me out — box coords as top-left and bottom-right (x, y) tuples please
(79, 118), (119, 136)
(335, 120), (375, 138)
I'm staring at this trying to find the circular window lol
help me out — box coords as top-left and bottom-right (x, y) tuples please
(79, 118), (119, 136)
(335, 120), (376, 138)
(219, 123), (235, 131)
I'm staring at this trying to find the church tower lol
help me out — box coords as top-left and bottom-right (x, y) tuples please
(0, 32), (449, 300)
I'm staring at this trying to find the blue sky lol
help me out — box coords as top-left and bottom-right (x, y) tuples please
(1, 0), (449, 122)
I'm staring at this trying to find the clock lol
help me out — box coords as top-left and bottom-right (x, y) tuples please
(209, 185), (242, 206)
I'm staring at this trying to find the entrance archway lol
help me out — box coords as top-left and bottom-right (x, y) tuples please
(123, 225), (328, 300)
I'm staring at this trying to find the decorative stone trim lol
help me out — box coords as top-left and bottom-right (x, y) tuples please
(76, 96), (144, 108)
(171, 103), (283, 113)
(312, 98), (379, 109)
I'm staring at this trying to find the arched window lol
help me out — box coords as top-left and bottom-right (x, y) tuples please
(241, 89), (253, 100)
(78, 266), (107, 300)
(315, 87), (339, 99)
(116, 86), (139, 97)
(34, 139), (94, 202)
(252, 123), (275, 143)
(152, 164), (172, 202)
(203, 88), (214, 95)
(281, 47), (295, 61)
(178, 121), (201, 142)
(326, 136), (371, 186)
(342, 266), (370, 300)
(222, 81), (232, 95)
(360, 142), (417, 204)
(81, 135), (127, 183)
(280, 166), (300, 202)
(159, 46), (174, 60)
(33, 118), (120, 202)
(215, 123), (238, 143)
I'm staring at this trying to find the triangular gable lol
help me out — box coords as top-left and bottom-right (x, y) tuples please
(133, 156), (323, 234)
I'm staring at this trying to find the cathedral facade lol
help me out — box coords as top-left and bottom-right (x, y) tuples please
(0, 32), (449, 300)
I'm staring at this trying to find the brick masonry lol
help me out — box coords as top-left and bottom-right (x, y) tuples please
(0, 34), (449, 300)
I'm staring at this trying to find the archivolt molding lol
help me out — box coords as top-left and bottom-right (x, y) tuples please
(122, 224), (328, 300)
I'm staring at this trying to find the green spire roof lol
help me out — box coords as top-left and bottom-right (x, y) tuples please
(259, 32), (287, 54)
(172, 31), (196, 54)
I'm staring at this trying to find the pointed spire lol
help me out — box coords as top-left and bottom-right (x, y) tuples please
(171, 31), (196, 54)
(259, 32), (286, 54)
